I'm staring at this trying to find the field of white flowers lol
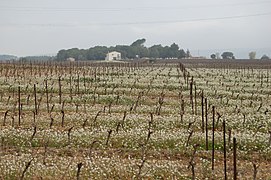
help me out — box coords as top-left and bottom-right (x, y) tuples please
(0, 61), (270, 179)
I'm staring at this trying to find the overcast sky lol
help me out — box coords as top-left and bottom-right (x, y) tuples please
(1, 0), (271, 58)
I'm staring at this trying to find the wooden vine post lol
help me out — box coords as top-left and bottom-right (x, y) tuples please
(205, 98), (208, 151)
(201, 90), (204, 133)
(212, 106), (215, 171)
(58, 76), (62, 104)
(190, 80), (194, 114)
(223, 120), (227, 180)
(18, 86), (21, 126)
(233, 137), (237, 180)
(45, 79), (49, 113)
(34, 84), (37, 115)
(194, 82), (197, 115)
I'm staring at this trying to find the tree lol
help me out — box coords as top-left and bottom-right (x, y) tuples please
(149, 45), (161, 58)
(160, 46), (170, 59)
(186, 49), (191, 58)
(249, 51), (256, 59)
(179, 49), (186, 59)
(168, 43), (185, 58)
(130, 38), (146, 47)
(260, 55), (270, 60)
(215, 52), (220, 59)
(111, 45), (129, 59)
(87, 46), (108, 60)
(57, 49), (68, 60)
(210, 54), (216, 59)
(221, 52), (235, 59)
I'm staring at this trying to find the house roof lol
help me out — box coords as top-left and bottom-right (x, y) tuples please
(108, 51), (121, 54)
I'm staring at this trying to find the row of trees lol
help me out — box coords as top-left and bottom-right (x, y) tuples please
(0, 55), (18, 61)
(248, 52), (270, 60)
(210, 52), (270, 60)
(19, 56), (54, 62)
(210, 52), (236, 59)
(56, 39), (187, 61)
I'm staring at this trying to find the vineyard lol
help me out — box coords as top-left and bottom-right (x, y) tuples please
(0, 60), (270, 179)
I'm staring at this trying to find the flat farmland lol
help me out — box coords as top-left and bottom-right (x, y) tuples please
(0, 60), (270, 179)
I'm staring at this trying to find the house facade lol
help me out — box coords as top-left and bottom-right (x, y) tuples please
(66, 57), (75, 62)
(105, 51), (121, 61)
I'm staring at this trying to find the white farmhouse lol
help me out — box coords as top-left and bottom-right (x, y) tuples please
(66, 57), (75, 62)
(105, 51), (121, 61)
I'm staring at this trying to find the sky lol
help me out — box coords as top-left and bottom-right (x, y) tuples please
(0, 0), (271, 58)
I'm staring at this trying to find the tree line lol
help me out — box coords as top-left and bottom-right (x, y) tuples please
(0, 55), (18, 61)
(19, 56), (54, 62)
(56, 39), (187, 61)
(210, 52), (270, 60)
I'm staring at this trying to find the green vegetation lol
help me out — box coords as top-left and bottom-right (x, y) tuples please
(56, 38), (187, 60)
(261, 54), (270, 60)
(19, 56), (54, 61)
(0, 54), (18, 61)
(221, 51), (235, 59)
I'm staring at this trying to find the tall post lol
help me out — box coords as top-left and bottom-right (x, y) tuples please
(201, 90), (204, 133)
(212, 106), (215, 170)
(18, 86), (21, 126)
(233, 137), (237, 180)
(77, 74), (80, 95)
(223, 120), (227, 180)
(194, 83), (197, 115)
(45, 79), (49, 113)
(190, 81), (194, 114)
(34, 84), (37, 115)
(205, 98), (208, 150)
(58, 76), (62, 104)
